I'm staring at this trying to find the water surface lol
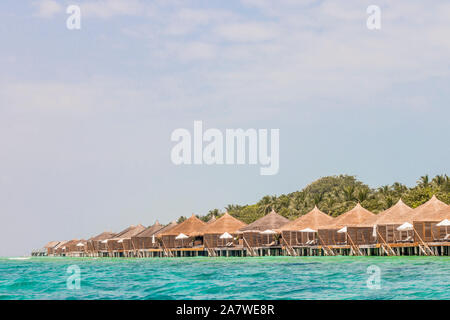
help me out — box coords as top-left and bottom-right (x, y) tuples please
(0, 256), (449, 299)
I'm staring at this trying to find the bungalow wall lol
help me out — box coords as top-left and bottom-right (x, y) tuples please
(318, 229), (345, 246)
(346, 227), (376, 245)
(107, 240), (125, 251)
(98, 241), (108, 251)
(161, 235), (196, 248)
(281, 231), (316, 246)
(376, 224), (413, 243)
(203, 234), (239, 248)
(414, 221), (443, 242)
(122, 239), (134, 251)
(65, 242), (82, 253)
(243, 232), (278, 247)
(131, 237), (160, 250)
(86, 241), (95, 253)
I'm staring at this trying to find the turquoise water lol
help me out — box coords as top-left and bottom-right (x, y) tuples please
(0, 256), (449, 300)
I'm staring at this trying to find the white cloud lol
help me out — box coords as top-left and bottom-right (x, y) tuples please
(81, 0), (149, 19)
(215, 22), (280, 42)
(21, 0), (450, 116)
(32, 0), (63, 18)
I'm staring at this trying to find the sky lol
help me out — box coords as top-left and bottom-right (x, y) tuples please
(0, 0), (449, 256)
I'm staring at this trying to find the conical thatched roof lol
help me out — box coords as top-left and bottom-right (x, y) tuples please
(54, 240), (68, 250)
(329, 203), (375, 229)
(109, 224), (146, 240)
(238, 210), (289, 232)
(159, 214), (206, 236)
(278, 206), (334, 231)
(113, 226), (135, 238)
(207, 216), (217, 224)
(414, 201), (450, 222)
(369, 199), (414, 225)
(89, 231), (116, 241)
(134, 221), (164, 238)
(411, 195), (448, 220)
(154, 221), (178, 236)
(192, 212), (247, 236)
(64, 239), (81, 247)
(44, 241), (60, 249)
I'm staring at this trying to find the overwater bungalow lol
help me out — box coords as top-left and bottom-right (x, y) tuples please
(57, 239), (81, 256)
(86, 231), (116, 256)
(238, 210), (289, 248)
(131, 221), (164, 250)
(105, 225), (146, 257)
(318, 203), (375, 246)
(131, 221), (177, 257)
(279, 206), (334, 246)
(367, 199), (414, 244)
(158, 214), (206, 249)
(54, 240), (69, 256)
(44, 241), (60, 256)
(413, 196), (449, 243)
(66, 239), (88, 257)
(193, 212), (247, 248)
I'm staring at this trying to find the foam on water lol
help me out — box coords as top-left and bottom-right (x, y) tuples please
(0, 256), (449, 300)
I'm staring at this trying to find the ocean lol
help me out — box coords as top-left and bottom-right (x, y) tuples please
(0, 256), (449, 300)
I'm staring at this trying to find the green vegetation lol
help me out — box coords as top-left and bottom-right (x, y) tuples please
(179, 174), (450, 224)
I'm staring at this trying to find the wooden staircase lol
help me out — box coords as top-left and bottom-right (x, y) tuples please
(317, 234), (335, 256)
(347, 236), (363, 256)
(281, 238), (297, 256)
(243, 237), (257, 257)
(414, 229), (435, 256)
(206, 247), (217, 257)
(204, 239), (217, 257)
(161, 241), (173, 257)
(377, 230), (397, 256)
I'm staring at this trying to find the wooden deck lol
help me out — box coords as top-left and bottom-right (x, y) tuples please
(54, 242), (450, 258)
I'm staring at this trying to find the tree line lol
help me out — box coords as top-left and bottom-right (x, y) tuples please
(177, 174), (450, 224)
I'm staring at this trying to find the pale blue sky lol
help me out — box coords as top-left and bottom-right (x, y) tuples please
(0, 0), (449, 256)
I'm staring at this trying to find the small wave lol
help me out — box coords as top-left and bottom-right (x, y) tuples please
(8, 257), (31, 260)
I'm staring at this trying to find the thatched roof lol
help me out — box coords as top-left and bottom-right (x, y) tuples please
(44, 241), (60, 249)
(64, 239), (81, 247)
(159, 214), (206, 236)
(192, 212), (247, 236)
(154, 221), (178, 236)
(207, 216), (217, 224)
(89, 231), (116, 241)
(109, 224), (146, 240)
(54, 240), (68, 250)
(278, 206), (334, 231)
(411, 195), (448, 220)
(369, 199), (414, 225)
(414, 202), (450, 222)
(134, 221), (165, 238)
(328, 203), (375, 229)
(238, 210), (289, 232)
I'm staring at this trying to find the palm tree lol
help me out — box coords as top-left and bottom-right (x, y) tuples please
(177, 216), (187, 223)
(392, 182), (407, 195)
(257, 195), (277, 215)
(417, 175), (429, 188)
(384, 196), (394, 209)
(343, 185), (355, 201)
(313, 192), (324, 206)
(356, 188), (369, 203)
(378, 185), (391, 196)
(432, 175), (445, 188)
(208, 209), (220, 218)
(325, 197), (336, 212)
